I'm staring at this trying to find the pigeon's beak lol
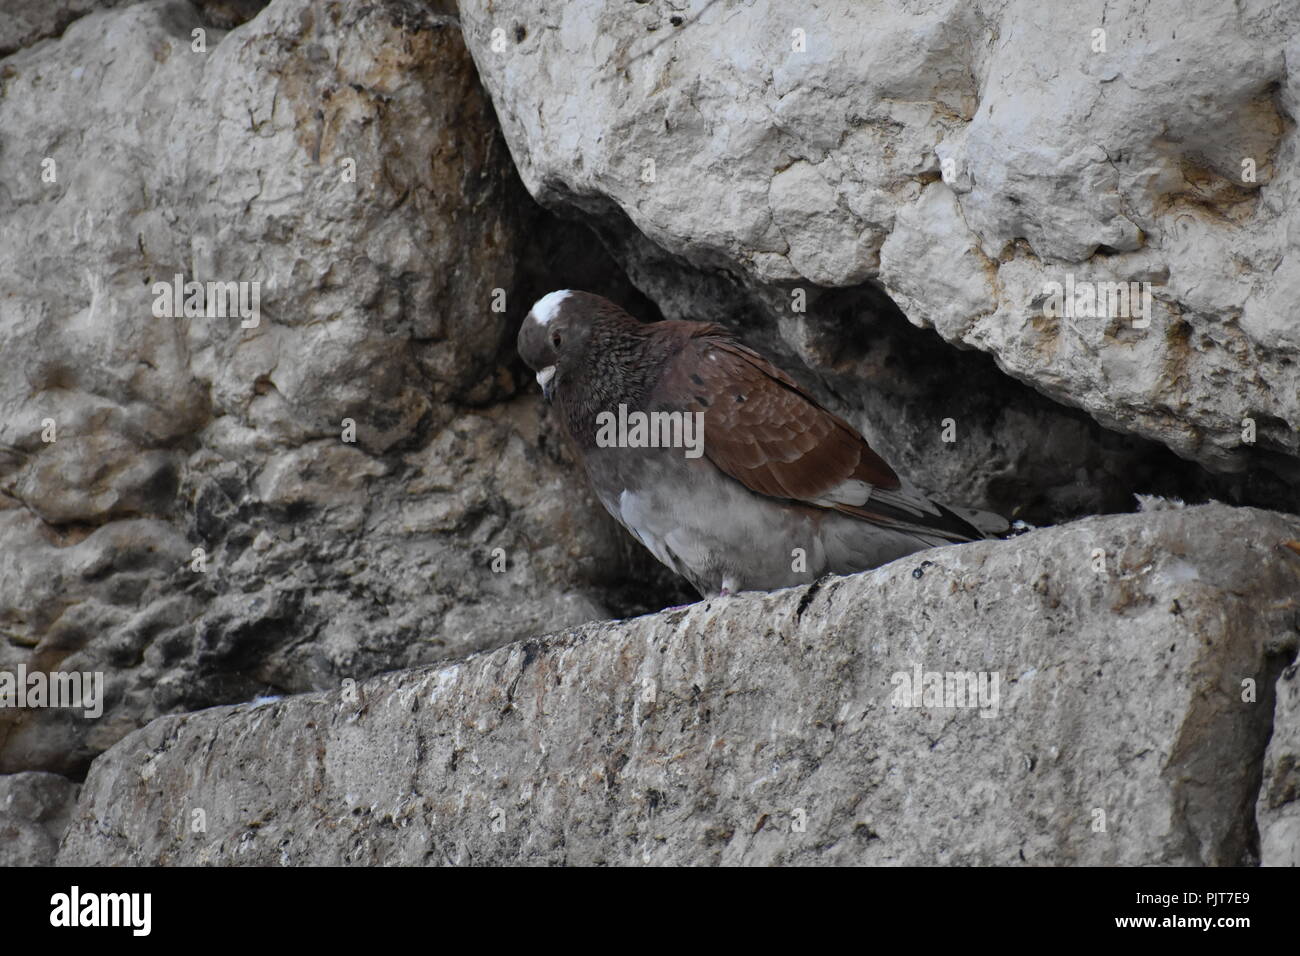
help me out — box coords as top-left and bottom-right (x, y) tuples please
(536, 365), (557, 402)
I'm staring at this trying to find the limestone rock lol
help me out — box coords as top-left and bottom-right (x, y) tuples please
(59, 505), (1300, 866)
(0, 0), (683, 777)
(6, 0), (1300, 868)
(1259, 660), (1300, 866)
(0, 1), (130, 57)
(0, 772), (80, 866)
(459, 0), (1300, 485)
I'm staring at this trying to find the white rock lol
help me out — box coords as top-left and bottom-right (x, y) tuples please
(460, 0), (1300, 474)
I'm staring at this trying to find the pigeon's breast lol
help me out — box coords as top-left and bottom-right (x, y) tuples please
(588, 446), (830, 594)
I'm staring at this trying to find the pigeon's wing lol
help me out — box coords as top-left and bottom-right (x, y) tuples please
(663, 328), (991, 542)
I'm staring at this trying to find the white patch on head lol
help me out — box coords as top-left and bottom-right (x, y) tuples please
(530, 290), (573, 326)
(536, 365), (556, 389)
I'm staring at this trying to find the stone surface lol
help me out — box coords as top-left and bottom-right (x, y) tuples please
(0, 1), (129, 57)
(59, 505), (1300, 866)
(0, 0), (684, 778)
(0, 0), (266, 56)
(0, 772), (80, 866)
(6, 0), (1300, 867)
(1259, 659), (1300, 866)
(459, 0), (1300, 485)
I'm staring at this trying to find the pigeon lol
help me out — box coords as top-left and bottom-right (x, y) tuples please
(517, 290), (1007, 598)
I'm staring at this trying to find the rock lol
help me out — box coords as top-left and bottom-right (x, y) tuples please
(1259, 660), (1300, 866)
(0, 772), (80, 866)
(8, 0), (1300, 866)
(458, 0), (1300, 488)
(191, 0), (269, 30)
(0, 1), (266, 57)
(0, 1), (129, 57)
(0, 0), (686, 777)
(58, 504), (1300, 866)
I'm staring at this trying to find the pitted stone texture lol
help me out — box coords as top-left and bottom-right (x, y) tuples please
(0, 772), (80, 866)
(0, 0), (682, 777)
(59, 505), (1300, 866)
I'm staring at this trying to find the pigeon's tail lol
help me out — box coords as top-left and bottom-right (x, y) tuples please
(835, 482), (1008, 544)
(820, 503), (995, 575)
(941, 503), (1011, 538)
(819, 488), (1009, 576)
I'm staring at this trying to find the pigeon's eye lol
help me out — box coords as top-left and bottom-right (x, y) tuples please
(551, 331), (562, 349)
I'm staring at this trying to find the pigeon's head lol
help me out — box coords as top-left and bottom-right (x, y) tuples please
(517, 289), (599, 402)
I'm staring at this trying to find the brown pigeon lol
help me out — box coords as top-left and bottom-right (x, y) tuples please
(517, 290), (1006, 597)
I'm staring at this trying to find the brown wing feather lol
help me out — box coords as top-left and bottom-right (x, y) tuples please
(659, 326), (901, 505)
